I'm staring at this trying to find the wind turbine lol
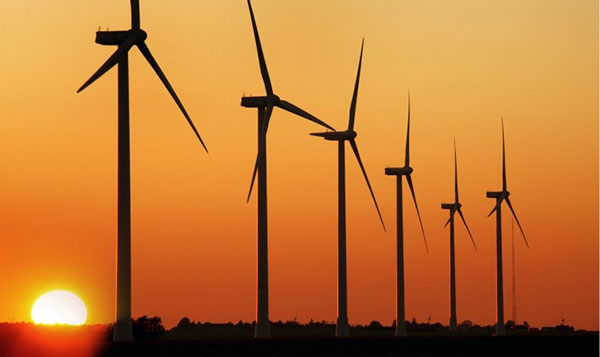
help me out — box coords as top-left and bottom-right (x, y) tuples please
(310, 40), (385, 337)
(240, 0), (334, 338)
(384, 93), (427, 337)
(77, 0), (207, 341)
(486, 118), (529, 336)
(441, 141), (477, 332)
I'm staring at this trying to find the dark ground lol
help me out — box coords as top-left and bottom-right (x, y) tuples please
(100, 335), (598, 357)
(0, 322), (597, 356)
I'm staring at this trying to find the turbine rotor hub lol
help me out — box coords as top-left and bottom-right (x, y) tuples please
(131, 28), (148, 43)
(268, 94), (280, 105)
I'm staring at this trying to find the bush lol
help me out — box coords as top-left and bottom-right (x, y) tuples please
(177, 317), (193, 329)
(132, 315), (165, 340)
(368, 321), (383, 329)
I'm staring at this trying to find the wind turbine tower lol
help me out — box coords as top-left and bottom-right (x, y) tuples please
(310, 40), (385, 337)
(384, 93), (428, 337)
(241, 0), (334, 338)
(77, 0), (207, 341)
(486, 118), (529, 336)
(511, 218), (517, 324)
(441, 141), (477, 332)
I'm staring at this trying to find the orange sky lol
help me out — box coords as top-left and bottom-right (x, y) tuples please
(0, 0), (598, 330)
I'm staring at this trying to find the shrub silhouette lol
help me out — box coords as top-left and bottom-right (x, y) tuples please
(368, 321), (383, 329)
(132, 315), (165, 340)
(177, 317), (194, 329)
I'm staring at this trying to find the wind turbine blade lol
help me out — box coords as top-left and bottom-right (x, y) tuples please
(348, 39), (364, 131)
(247, 105), (273, 202)
(487, 196), (504, 217)
(277, 100), (335, 131)
(247, 0), (273, 95)
(131, 0), (140, 29)
(443, 207), (456, 228)
(505, 197), (529, 248)
(77, 35), (136, 93)
(458, 208), (477, 252)
(247, 156), (259, 203)
(137, 42), (208, 152)
(502, 117), (507, 191)
(406, 174), (429, 253)
(444, 214), (451, 228)
(454, 140), (459, 203)
(404, 91), (411, 167)
(349, 139), (386, 231)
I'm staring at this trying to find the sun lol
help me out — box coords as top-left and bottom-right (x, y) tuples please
(32, 290), (87, 325)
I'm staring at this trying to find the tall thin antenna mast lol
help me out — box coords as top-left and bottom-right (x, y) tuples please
(511, 217), (517, 324)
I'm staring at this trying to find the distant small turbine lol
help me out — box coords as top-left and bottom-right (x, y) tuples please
(486, 118), (529, 336)
(77, 0), (207, 341)
(241, 0), (334, 339)
(310, 40), (385, 337)
(384, 93), (428, 337)
(441, 141), (477, 332)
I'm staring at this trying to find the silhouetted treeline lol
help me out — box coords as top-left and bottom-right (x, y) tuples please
(0, 321), (595, 357)
(0, 317), (587, 345)
(154, 317), (590, 340)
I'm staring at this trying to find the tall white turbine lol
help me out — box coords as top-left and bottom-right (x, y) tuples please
(77, 0), (207, 341)
(241, 0), (335, 338)
(486, 118), (529, 336)
(384, 93), (428, 337)
(441, 141), (477, 332)
(310, 40), (386, 337)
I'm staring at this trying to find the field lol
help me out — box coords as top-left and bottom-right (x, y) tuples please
(0, 322), (597, 356)
(99, 335), (598, 357)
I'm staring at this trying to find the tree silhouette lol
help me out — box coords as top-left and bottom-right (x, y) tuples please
(132, 315), (165, 340)
(177, 317), (193, 329)
(368, 321), (383, 329)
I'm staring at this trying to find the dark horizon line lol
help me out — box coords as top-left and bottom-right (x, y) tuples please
(2, 318), (594, 332)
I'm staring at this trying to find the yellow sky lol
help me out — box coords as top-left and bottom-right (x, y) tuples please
(0, 0), (597, 330)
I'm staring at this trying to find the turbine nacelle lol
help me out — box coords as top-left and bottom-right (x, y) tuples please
(96, 29), (147, 47)
(441, 202), (461, 210)
(240, 94), (281, 108)
(310, 130), (356, 141)
(486, 190), (509, 200)
(385, 166), (413, 176)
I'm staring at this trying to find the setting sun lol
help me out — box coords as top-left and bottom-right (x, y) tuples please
(32, 290), (87, 325)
